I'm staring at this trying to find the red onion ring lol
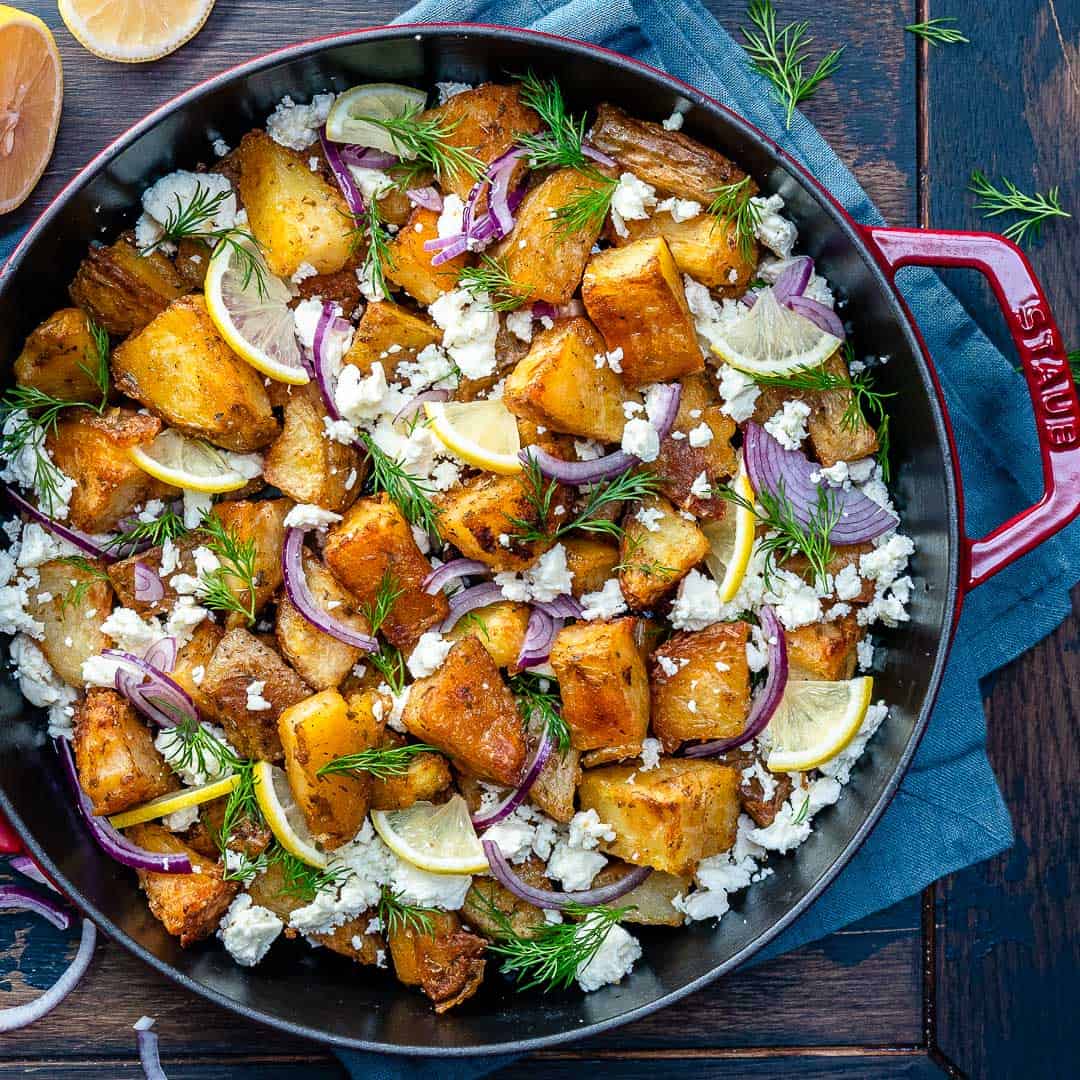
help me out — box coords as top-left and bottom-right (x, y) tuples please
(393, 388), (450, 427)
(787, 294), (846, 339)
(2, 485), (112, 560)
(9, 855), (54, 890)
(425, 175), (527, 264)
(483, 839), (653, 910)
(103, 650), (196, 728)
(319, 127), (365, 217)
(685, 606), (788, 757)
(581, 143), (617, 167)
(486, 147), (524, 236)
(338, 145), (398, 170)
(516, 607), (557, 669)
(771, 256), (813, 305)
(647, 383), (682, 440)
(0, 883), (72, 931)
(422, 558), (490, 595)
(142, 637), (178, 674)
(520, 446), (637, 486)
(133, 562), (164, 604)
(471, 724), (556, 830)
(535, 594), (583, 619)
(406, 186), (443, 211)
(134, 1016), (167, 1080)
(311, 302), (354, 422)
(281, 528), (378, 651)
(441, 581), (505, 632)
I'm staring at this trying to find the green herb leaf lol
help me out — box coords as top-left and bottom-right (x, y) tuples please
(458, 255), (532, 311)
(198, 513), (259, 626)
(508, 671), (570, 755)
(102, 507), (189, 554)
(318, 742), (440, 781)
(904, 17), (969, 46)
(360, 569), (404, 637)
(357, 431), (443, 540)
(968, 170), (1071, 247)
(56, 556), (111, 610)
(272, 847), (354, 902)
(378, 886), (437, 936)
(360, 104), (482, 185)
(706, 176), (761, 262)
(791, 792), (811, 825)
(368, 642), (407, 697)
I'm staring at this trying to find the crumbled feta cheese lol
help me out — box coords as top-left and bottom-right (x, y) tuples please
(656, 196), (701, 222)
(579, 578), (628, 621)
(347, 164), (395, 203)
(765, 568), (823, 630)
(634, 506), (665, 532)
(136, 170), (236, 252)
(266, 92), (335, 151)
(389, 858), (471, 910)
(282, 504), (343, 531)
(156, 723), (236, 787)
(406, 631), (453, 679)
(245, 680), (272, 712)
(750, 193), (798, 258)
(716, 363), (761, 422)
(9, 635), (77, 738)
(495, 543), (574, 604)
(335, 361), (391, 424)
(483, 813), (537, 865)
(856, 636), (875, 670)
(290, 261), (318, 285)
(639, 737), (662, 771)
(505, 308), (533, 343)
(546, 842), (607, 891)
(435, 80), (472, 103)
(670, 570), (723, 631)
(212, 137), (230, 157)
(610, 172), (657, 237)
(436, 192), (466, 238)
(100, 606), (166, 655)
(568, 809), (615, 850)
(575, 920), (641, 992)
(688, 422), (713, 447)
(859, 534), (915, 587)
(764, 400), (811, 450)
(0, 412), (76, 518)
(428, 288), (499, 379)
(662, 108), (685, 131)
(683, 275), (748, 356)
(674, 815), (765, 921)
(834, 563), (863, 601)
(621, 417), (660, 462)
(162, 804), (200, 832)
(690, 470), (711, 499)
(218, 893), (283, 967)
(574, 439), (605, 461)
(595, 346), (624, 373)
(182, 489), (214, 529)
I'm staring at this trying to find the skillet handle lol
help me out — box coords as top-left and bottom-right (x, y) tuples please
(858, 226), (1080, 592)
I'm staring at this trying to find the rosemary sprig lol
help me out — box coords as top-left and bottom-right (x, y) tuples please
(369, 642), (407, 697)
(273, 847), (354, 902)
(904, 17), (969, 46)
(361, 570), (404, 637)
(378, 886), (437, 936)
(102, 507), (189, 553)
(357, 432), (442, 539)
(56, 556), (110, 610)
(361, 104), (482, 185)
(706, 176), (761, 262)
(317, 742), (440, 781)
(741, 0), (844, 129)
(458, 255), (532, 311)
(508, 671), (570, 755)
(968, 170), (1071, 247)
(198, 513), (259, 626)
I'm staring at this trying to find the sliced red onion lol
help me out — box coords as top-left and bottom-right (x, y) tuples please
(312, 302), (353, 423)
(2, 485), (112, 560)
(422, 558), (490, 595)
(393, 388), (449, 427)
(406, 186), (443, 211)
(771, 256), (813, 305)
(319, 127), (365, 217)
(338, 145), (398, 170)
(9, 855), (54, 890)
(133, 562), (164, 604)
(787, 294), (846, 339)
(520, 445), (636, 486)
(471, 725), (555, 830)
(743, 423), (896, 544)
(142, 637), (178, 675)
(0, 917), (96, 1032)
(484, 839), (652, 909)
(486, 147), (524, 236)
(441, 581), (505, 632)
(648, 383), (682, 440)
(134, 1015), (167, 1080)
(516, 607), (557, 669)
(581, 143), (617, 167)
(535, 594), (582, 619)
(103, 650), (196, 728)
(0, 884), (72, 931)
(281, 528), (378, 651)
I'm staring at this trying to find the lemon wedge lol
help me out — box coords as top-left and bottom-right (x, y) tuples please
(58, 0), (215, 63)
(252, 761), (327, 869)
(766, 676), (874, 773)
(710, 289), (842, 377)
(370, 796), (488, 875)
(702, 461), (756, 603)
(107, 774), (240, 829)
(324, 83), (428, 152)
(128, 429), (260, 494)
(424, 400), (522, 475)
(204, 238), (309, 385)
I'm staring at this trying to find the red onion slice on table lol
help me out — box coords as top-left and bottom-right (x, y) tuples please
(471, 725), (556, 830)
(0, 884), (71, 931)
(441, 582), (505, 632)
(134, 1015), (168, 1080)
(2, 485), (112, 560)
(422, 558), (490, 595)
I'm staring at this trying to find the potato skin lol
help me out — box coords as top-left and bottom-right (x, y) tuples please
(444, 600), (531, 669)
(562, 537), (621, 598)
(342, 300), (441, 379)
(209, 498), (291, 628)
(73, 689), (177, 816)
(171, 621), (224, 723)
(528, 731), (580, 823)
(808, 350), (880, 466)
(649, 621), (751, 751)
(387, 910), (487, 1014)
(785, 614), (863, 682)
(311, 913), (386, 964)
(618, 494), (709, 609)
(589, 863), (689, 926)
(15, 308), (107, 402)
(577, 758), (741, 876)
(402, 637), (526, 786)
(549, 618), (649, 757)
(385, 207), (468, 305)
(461, 861), (551, 939)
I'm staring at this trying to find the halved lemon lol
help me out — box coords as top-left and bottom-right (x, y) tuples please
(324, 83), (428, 153)
(424, 400), (522, 474)
(252, 761), (326, 869)
(702, 462), (756, 603)
(129, 429), (261, 494)
(58, 0), (215, 63)
(0, 6), (62, 214)
(108, 774), (240, 829)
(371, 796), (488, 875)
(710, 289), (842, 377)
(766, 676), (874, 773)
(204, 239), (309, 385)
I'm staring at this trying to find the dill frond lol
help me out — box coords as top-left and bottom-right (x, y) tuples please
(706, 176), (761, 261)
(458, 255), (532, 311)
(904, 18), (969, 46)
(508, 671), (570, 754)
(198, 513), (259, 626)
(357, 431), (442, 539)
(317, 742), (441, 781)
(968, 170), (1071, 247)
(362, 104), (482, 185)
(378, 887), (437, 936)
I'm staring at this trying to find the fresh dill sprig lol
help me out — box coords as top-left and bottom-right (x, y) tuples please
(904, 17), (969, 46)
(706, 176), (761, 262)
(360, 569), (404, 637)
(369, 642), (407, 697)
(83, 319), (111, 402)
(272, 847), (353, 902)
(163, 719), (242, 786)
(553, 176), (618, 238)
(458, 610), (491, 641)
(362, 103), (482, 185)
(741, 0), (844, 129)
(378, 886), (437, 936)
(458, 255), (532, 311)
(791, 792), (811, 825)
(357, 431), (442, 539)
(350, 198), (396, 303)
(216, 761), (262, 871)
(508, 671), (570, 755)
(317, 742), (440, 781)
(198, 513), (259, 626)
(614, 533), (677, 580)
(56, 556), (110, 610)
(968, 170), (1071, 247)
(102, 507), (189, 553)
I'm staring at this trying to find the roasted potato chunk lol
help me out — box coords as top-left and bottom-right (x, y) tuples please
(503, 317), (639, 442)
(278, 690), (374, 850)
(111, 295), (278, 452)
(370, 745), (452, 811)
(529, 732), (581, 823)
(171, 621), (224, 723)
(312, 913), (386, 965)
(808, 350), (880, 466)
(234, 130), (352, 277)
(46, 407), (174, 533)
(718, 747), (794, 828)
(245, 857), (307, 926)
(15, 307), (109, 401)
(402, 637), (526, 786)
(69, 237), (187, 335)
(105, 536), (202, 617)
(444, 600), (531, 669)
(341, 300), (441, 379)
(262, 384), (360, 513)
(583, 237), (704, 387)
(650, 622), (751, 751)
(209, 498), (291, 627)
(590, 863), (689, 926)
(578, 758), (741, 876)
(783, 542), (874, 603)
(73, 689), (176, 816)
(549, 618), (649, 757)
(323, 495), (448, 653)
(618, 495), (709, 609)
(562, 537), (621, 598)
(461, 861), (551, 938)
(201, 629), (311, 761)
(387, 910), (486, 1014)
(127, 824), (238, 946)
(385, 207), (467, 305)
(786, 613), (863, 681)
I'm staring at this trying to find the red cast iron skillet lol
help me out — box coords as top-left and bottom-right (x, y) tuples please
(1, 23), (1078, 1057)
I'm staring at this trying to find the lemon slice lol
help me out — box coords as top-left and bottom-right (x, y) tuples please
(766, 676), (874, 773)
(424, 400), (522, 475)
(108, 774), (239, 829)
(204, 239), (309, 385)
(710, 289), (842, 377)
(325, 83), (428, 153)
(252, 761), (327, 869)
(702, 462), (756, 603)
(129, 429), (261, 494)
(371, 796), (488, 875)
(58, 0), (215, 63)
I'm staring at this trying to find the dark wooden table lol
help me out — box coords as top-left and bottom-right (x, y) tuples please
(2, 1), (1077, 1076)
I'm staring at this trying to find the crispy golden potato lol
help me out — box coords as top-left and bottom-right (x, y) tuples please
(370, 746), (452, 811)
(30, 559), (114, 688)
(650, 621), (751, 751)
(312, 913), (386, 964)
(582, 237), (704, 387)
(444, 600), (531, 669)
(323, 495), (448, 653)
(808, 350), (880, 466)
(385, 207), (467, 305)
(245, 858), (307, 926)
(341, 300), (441, 379)
(718, 746), (794, 828)
(618, 494), (709, 609)
(111, 295), (278, 452)
(14, 308), (108, 402)
(291, 254), (365, 318)
(562, 536), (621, 598)
(491, 167), (612, 304)
(783, 543), (874, 604)
(786, 613), (863, 681)
(201, 629), (311, 761)
(209, 498), (291, 627)
(171, 621), (224, 723)
(588, 103), (751, 204)
(46, 407), (175, 533)
(529, 732), (580, 823)
(503, 317), (640, 442)
(590, 863), (690, 926)
(69, 237), (187, 336)
(262, 384), (360, 513)
(127, 824), (238, 946)
(105, 536), (201, 617)
(402, 637), (526, 786)
(461, 862), (551, 939)
(578, 758), (741, 875)
(549, 618), (649, 756)
(194, 794), (272, 861)
(387, 910), (486, 1014)
(234, 130), (352, 277)
(73, 689), (176, 816)
(278, 690), (373, 850)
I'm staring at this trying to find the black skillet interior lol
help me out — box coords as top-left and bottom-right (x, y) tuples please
(0, 27), (957, 1054)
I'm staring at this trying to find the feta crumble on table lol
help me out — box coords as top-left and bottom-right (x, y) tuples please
(218, 894), (283, 968)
